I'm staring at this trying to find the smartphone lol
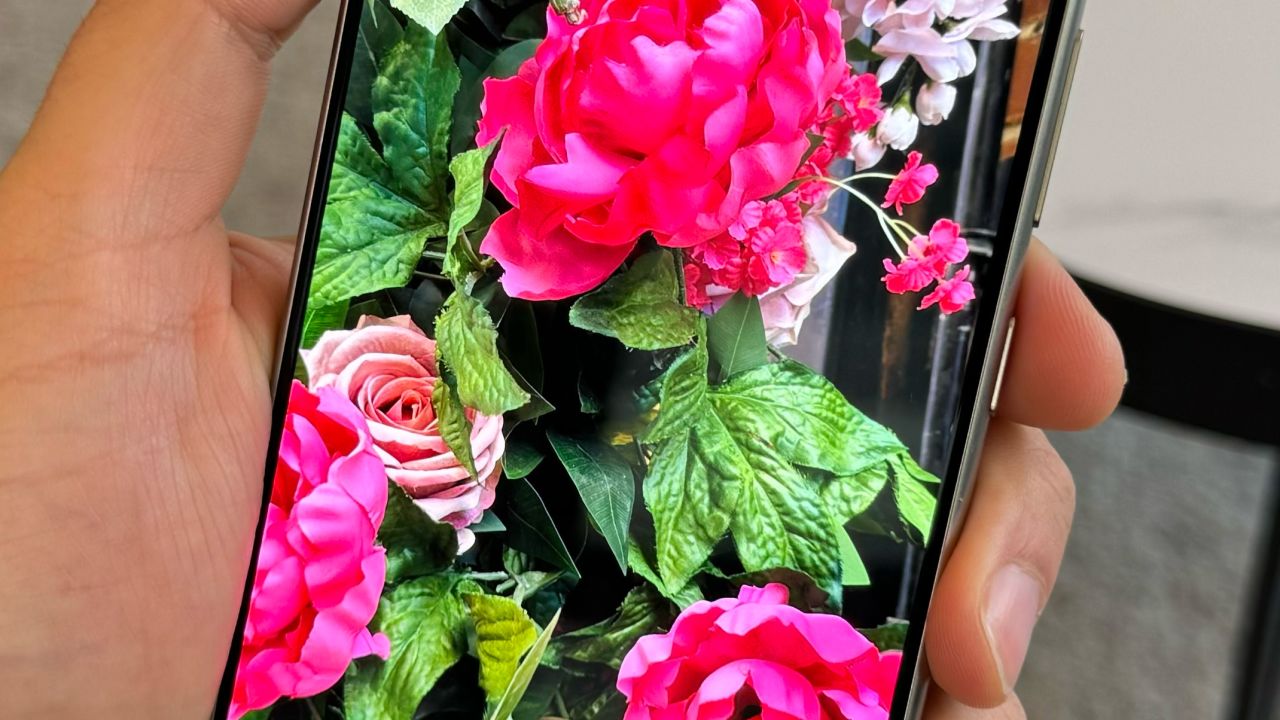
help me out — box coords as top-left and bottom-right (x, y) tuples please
(213, 0), (1083, 717)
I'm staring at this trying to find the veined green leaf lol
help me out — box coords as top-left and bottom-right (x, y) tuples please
(345, 575), (478, 720)
(626, 541), (704, 608)
(443, 142), (497, 284)
(435, 292), (529, 416)
(432, 375), (478, 479)
(548, 585), (667, 670)
(838, 525), (871, 586)
(379, 484), (459, 583)
(547, 431), (635, 572)
(891, 455), (938, 543)
(464, 594), (538, 706)
(502, 439), (544, 480)
(348, 0), (403, 126)
(487, 610), (561, 720)
(373, 20), (458, 207)
(301, 299), (349, 350)
(391, 0), (469, 35)
(500, 478), (580, 579)
(706, 293), (767, 382)
(639, 333), (708, 444)
(569, 250), (699, 350)
(861, 620), (911, 652)
(823, 463), (890, 522)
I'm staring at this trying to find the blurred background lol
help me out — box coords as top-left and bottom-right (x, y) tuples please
(1, 1), (1277, 718)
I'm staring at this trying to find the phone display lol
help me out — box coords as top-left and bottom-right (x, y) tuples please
(217, 0), (1071, 717)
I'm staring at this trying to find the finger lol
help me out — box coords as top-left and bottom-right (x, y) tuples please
(229, 232), (297, 364)
(925, 691), (1026, 720)
(996, 238), (1126, 430)
(926, 421), (1074, 708)
(2, 0), (320, 237)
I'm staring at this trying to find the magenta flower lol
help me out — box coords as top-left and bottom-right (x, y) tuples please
(476, 0), (847, 300)
(304, 316), (504, 552)
(918, 218), (968, 273)
(618, 584), (901, 719)
(881, 253), (937, 294)
(230, 382), (389, 719)
(882, 151), (940, 214)
(836, 72), (886, 134)
(920, 265), (976, 314)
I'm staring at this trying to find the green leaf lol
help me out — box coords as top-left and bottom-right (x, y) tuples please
(345, 575), (478, 720)
(845, 37), (881, 63)
(311, 115), (447, 306)
(444, 142), (497, 284)
(569, 250), (699, 350)
(373, 22), (458, 208)
(547, 431), (635, 573)
(644, 413), (745, 591)
(435, 292), (530, 415)
(500, 478), (580, 579)
(302, 299), (350, 350)
(891, 455), (938, 543)
(464, 594), (539, 706)
(838, 525), (871, 586)
(239, 708), (273, 720)
(379, 484), (459, 583)
(502, 439), (544, 480)
(626, 541), (704, 608)
(823, 463), (890, 522)
(861, 621), (911, 652)
(487, 609), (561, 720)
(549, 585), (667, 670)
(432, 375), (479, 479)
(348, 0), (404, 126)
(390, 0), (468, 50)
(706, 293), (767, 382)
(639, 333), (708, 444)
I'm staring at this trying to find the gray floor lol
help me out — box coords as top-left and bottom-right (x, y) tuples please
(3, 2), (1278, 719)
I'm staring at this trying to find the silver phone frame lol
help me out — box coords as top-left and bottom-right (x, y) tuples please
(227, 0), (1090, 716)
(901, 0), (1086, 716)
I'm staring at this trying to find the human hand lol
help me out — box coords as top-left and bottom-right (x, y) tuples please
(921, 239), (1126, 718)
(0, 0), (1124, 718)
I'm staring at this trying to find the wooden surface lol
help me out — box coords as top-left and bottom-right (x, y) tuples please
(1037, 0), (1280, 330)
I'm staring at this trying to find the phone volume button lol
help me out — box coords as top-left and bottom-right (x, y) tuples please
(1034, 29), (1084, 227)
(990, 318), (1016, 414)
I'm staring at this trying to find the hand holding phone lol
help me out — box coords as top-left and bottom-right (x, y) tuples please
(0, 0), (1122, 718)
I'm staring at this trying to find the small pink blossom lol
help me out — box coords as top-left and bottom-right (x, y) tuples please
(882, 253), (938, 294)
(882, 151), (939, 214)
(835, 72), (885, 134)
(919, 218), (968, 272)
(920, 265), (976, 313)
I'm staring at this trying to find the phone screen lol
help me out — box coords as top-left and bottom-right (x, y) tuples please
(219, 0), (1063, 717)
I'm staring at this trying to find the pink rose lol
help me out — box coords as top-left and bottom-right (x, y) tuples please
(618, 584), (902, 719)
(231, 382), (389, 719)
(304, 316), (505, 552)
(477, 0), (847, 300)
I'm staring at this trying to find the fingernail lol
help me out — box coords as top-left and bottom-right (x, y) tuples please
(984, 564), (1044, 693)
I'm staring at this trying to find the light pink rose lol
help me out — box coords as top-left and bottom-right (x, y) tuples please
(760, 216), (857, 346)
(304, 315), (505, 552)
(476, 0), (847, 300)
(231, 382), (389, 719)
(618, 583), (902, 719)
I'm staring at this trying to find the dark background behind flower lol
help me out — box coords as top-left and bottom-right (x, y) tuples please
(1, 1), (1277, 719)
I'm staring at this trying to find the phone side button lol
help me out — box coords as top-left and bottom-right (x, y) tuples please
(1034, 29), (1084, 227)
(990, 318), (1016, 414)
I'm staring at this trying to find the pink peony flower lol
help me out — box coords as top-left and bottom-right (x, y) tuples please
(230, 382), (390, 719)
(617, 584), (901, 719)
(882, 151), (939, 215)
(304, 316), (504, 552)
(920, 264), (976, 314)
(477, 0), (847, 300)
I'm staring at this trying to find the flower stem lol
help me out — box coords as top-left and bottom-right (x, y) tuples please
(841, 172), (898, 182)
(812, 176), (907, 258)
(465, 571), (510, 583)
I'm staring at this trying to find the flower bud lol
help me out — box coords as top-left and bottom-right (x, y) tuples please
(876, 106), (919, 150)
(916, 82), (957, 125)
(850, 132), (888, 170)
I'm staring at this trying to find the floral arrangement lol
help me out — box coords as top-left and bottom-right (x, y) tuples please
(229, 0), (1019, 717)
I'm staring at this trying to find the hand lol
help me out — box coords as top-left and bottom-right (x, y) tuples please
(922, 239), (1126, 718)
(0, 2), (1125, 719)
(0, 0), (321, 716)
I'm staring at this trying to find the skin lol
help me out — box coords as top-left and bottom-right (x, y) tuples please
(0, 0), (1126, 717)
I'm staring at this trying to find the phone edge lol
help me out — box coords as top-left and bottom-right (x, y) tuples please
(211, 1), (359, 716)
(897, 0), (1087, 717)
